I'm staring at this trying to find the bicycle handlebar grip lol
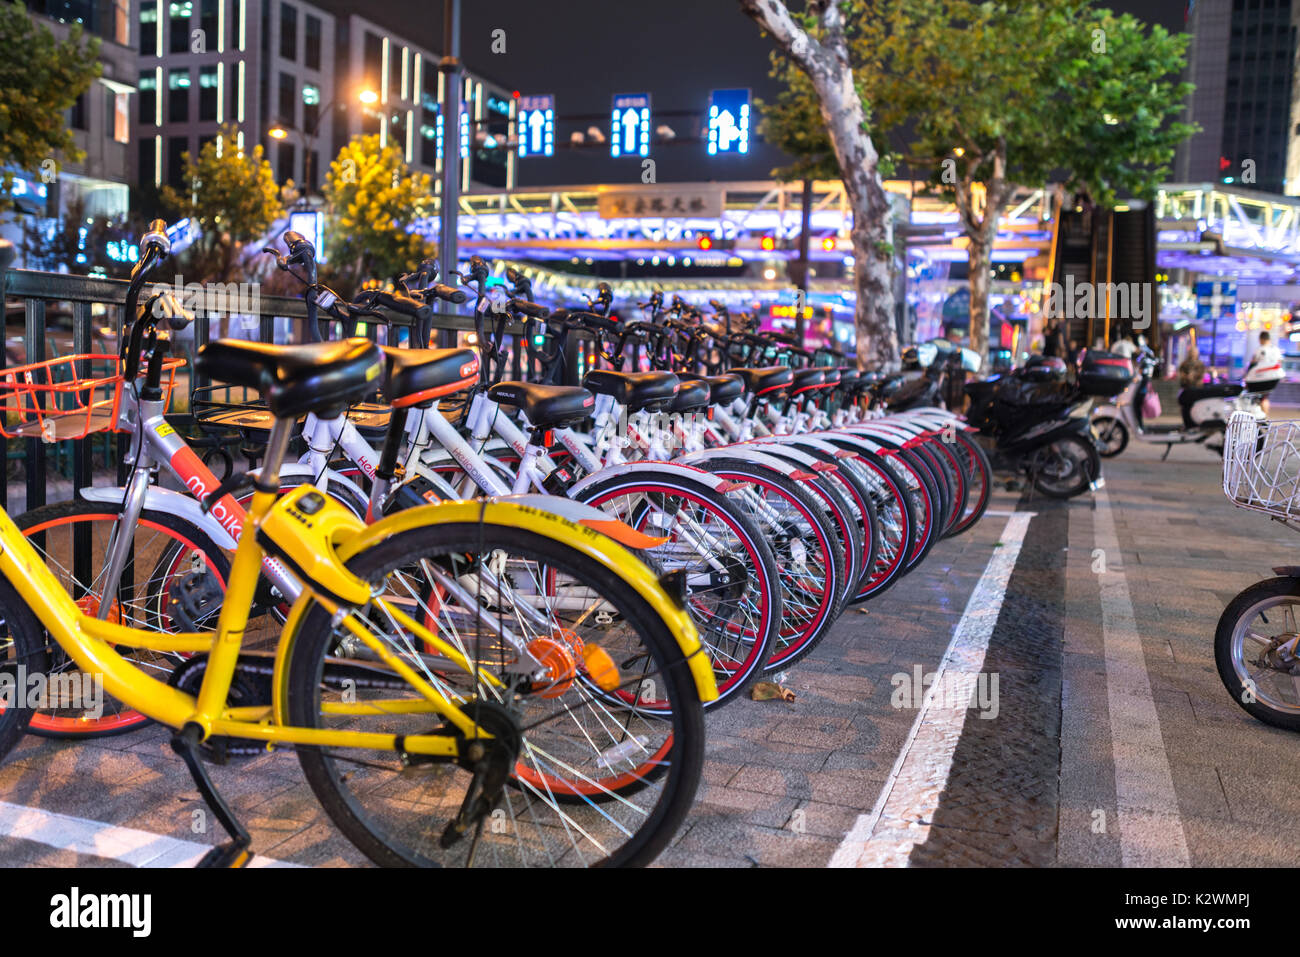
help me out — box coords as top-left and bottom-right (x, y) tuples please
(284, 230), (316, 265)
(430, 283), (468, 305)
(511, 298), (549, 319)
(141, 220), (170, 256)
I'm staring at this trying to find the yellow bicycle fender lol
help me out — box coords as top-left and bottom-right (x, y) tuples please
(336, 500), (718, 703)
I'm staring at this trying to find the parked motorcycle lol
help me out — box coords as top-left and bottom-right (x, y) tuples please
(1091, 345), (1278, 459)
(963, 355), (1111, 499)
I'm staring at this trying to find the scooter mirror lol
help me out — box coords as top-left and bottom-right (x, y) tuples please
(916, 342), (939, 369)
(960, 347), (982, 373)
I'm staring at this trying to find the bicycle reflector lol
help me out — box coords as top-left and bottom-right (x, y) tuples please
(581, 644), (620, 692)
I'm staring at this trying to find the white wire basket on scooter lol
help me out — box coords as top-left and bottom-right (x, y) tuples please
(1223, 410), (1300, 519)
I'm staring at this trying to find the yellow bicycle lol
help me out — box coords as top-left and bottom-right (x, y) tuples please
(0, 336), (716, 867)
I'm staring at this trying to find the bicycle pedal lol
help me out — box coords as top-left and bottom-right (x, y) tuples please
(168, 569), (224, 631)
(197, 840), (253, 869)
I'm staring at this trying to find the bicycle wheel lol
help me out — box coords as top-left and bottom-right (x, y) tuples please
(947, 430), (992, 536)
(702, 458), (846, 670)
(287, 520), (705, 867)
(575, 473), (780, 705)
(15, 500), (231, 738)
(822, 438), (916, 600)
(0, 578), (51, 760)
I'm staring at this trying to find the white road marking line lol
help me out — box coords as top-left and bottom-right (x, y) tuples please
(0, 801), (300, 868)
(1092, 486), (1189, 866)
(830, 511), (1033, 867)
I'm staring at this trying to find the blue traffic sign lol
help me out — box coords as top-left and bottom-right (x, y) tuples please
(708, 88), (751, 155)
(1195, 280), (1237, 320)
(611, 93), (651, 158)
(518, 94), (555, 158)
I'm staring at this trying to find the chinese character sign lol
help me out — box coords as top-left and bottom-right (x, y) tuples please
(517, 94), (555, 158)
(707, 88), (750, 155)
(611, 93), (651, 158)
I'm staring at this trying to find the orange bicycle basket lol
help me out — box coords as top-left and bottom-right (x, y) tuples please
(0, 353), (185, 441)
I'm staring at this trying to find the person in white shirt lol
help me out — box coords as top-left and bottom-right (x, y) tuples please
(1248, 331), (1284, 414)
(1111, 335), (1136, 359)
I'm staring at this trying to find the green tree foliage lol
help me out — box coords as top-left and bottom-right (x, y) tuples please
(0, 2), (102, 214)
(162, 126), (285, 281)
(759, 0), (1195, 360)
(322, 135), (436, 295)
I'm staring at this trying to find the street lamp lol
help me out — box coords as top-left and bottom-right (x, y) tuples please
(269, 88), (376, 206)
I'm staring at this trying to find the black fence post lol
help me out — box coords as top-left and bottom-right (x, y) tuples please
(0, 241), (12, 514)
(23, 298), (46, 515)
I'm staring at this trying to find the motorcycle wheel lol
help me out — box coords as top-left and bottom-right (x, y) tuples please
(1091, 415), (1129, 458)
(1029, 434), (1098, 499)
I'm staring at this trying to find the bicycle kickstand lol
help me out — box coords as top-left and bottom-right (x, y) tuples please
(170, 722), (253, 868)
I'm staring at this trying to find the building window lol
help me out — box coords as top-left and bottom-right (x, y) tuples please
(168, 135), (188, 187)
(278, 72), (296, 126)
(169, 69), (191, 122)
(304, 14), (320, 70)
(138, 71), (157, 123)
(112, 90), (130, 144)
(139, 0), (157, 54)
(138, 138), (156, 187)
(199, 65), (219, 121)
(302, 83), (320, 131)
(363, 31), (382, 97)
(69, 91), (87, 131)
(420, 123), (437, 167)
(169, 1), (192, 54)
(199, 0), (218, 49)
(277, 140), (295, 184)
(280, 2), (297, 60)
(114, 0), (130, 45)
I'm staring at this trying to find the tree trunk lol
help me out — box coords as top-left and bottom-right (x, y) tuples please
(739, 0), (899, 370)
(967, 234), (991, 360)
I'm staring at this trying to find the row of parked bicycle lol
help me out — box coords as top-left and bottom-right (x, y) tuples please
(0, 222), (999, 868)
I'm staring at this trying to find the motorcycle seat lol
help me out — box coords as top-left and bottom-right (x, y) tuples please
(1179, 382), (1242, 406)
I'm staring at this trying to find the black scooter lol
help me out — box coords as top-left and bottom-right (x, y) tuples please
(963, 358), (1104, 499)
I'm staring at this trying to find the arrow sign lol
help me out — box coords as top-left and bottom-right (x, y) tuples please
(611, 93), (651, 157)
(708, 88), (751, 155)
(517, 94), (554, 157)
(621, 109), (640, 151)
(529, 111), (545, 152)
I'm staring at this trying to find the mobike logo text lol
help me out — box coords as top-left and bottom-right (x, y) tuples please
(182, 472), (244, 542)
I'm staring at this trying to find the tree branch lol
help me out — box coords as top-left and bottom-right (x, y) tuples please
(739, 0), (822, 67)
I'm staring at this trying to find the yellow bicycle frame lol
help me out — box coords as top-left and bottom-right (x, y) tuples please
(0, 487), (716, 756)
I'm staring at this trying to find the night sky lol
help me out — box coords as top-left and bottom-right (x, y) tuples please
(315, 0), (1193, 186)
